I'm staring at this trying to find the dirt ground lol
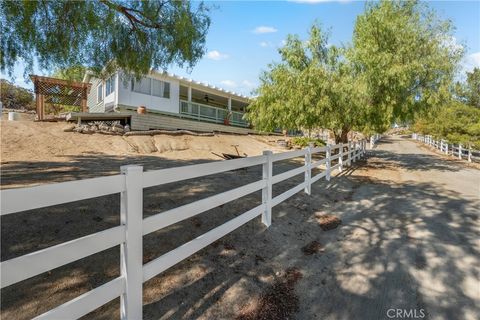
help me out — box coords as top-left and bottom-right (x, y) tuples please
(0, 115), (286, 189)
(1, 119), (479, 320)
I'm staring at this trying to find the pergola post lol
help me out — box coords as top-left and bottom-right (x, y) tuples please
(81, 87), (88, 113)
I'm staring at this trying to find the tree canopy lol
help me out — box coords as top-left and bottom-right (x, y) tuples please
(247, 0), (464, 141)
(413, 67), (480, 148)
(413, 102), (480, 149)
(0, 0), (211, 78)
(461, 68), (480, 108)
(51, 65), (88, 83)
(246, 25), (368, 143)
(351, 0), (462, 129)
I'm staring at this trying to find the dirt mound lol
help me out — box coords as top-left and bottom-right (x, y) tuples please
(0, 119), (283, 176)
(237, 267), (303, 320)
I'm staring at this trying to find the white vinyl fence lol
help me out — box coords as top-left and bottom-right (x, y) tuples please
(1, 140), (367, 319)
(412, 133), (479, 163)
(370, 134), (382, 149)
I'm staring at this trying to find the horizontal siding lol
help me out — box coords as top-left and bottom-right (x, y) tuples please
(88, 78), (105, 113)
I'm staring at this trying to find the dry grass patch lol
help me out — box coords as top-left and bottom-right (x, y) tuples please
(315, 213), (342, 231)
(301, 240), (324, 255)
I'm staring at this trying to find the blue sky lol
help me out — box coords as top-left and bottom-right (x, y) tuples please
(3, 0), (480, 96)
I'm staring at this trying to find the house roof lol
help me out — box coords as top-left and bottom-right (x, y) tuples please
(83, 69), (251, 102)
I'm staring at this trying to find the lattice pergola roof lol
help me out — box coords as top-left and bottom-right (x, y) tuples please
(30, 75), (92, 120)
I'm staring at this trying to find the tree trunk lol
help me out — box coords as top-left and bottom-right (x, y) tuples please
(333, 127), (350, 144)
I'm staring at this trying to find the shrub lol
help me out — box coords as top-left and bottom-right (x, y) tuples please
(291, 137), (326, 148)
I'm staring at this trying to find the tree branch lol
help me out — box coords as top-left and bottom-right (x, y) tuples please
(99, 0), (164, 30)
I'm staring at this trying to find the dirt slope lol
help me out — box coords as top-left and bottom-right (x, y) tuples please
(0, 117), (284, 188)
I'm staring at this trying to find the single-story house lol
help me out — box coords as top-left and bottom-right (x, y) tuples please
(82, 70), (251, 129)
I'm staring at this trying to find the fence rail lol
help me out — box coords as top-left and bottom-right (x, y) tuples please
(370, 134), (382, 148)
(412, 133), (479, 163)
(1, 140), (367, 319)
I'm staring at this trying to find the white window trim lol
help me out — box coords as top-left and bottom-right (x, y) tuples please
(106, 76), (115, 97)
(97, 83), (104, 103)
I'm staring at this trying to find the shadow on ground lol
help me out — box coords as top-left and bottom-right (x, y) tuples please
(1, 149), (479, 320)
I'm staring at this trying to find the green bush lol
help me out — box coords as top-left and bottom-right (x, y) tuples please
(291, 137), (326, 148)
(413, 102), (480, 149)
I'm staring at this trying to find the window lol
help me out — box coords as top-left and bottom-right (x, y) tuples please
(97, 83), (103, 102)
(131, 77), (151, 95)
(164, 82), (170, 98)
(105, 75), (115, 96)
(152, 79), (171, 99)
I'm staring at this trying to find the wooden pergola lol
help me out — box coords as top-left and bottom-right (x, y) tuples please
(30, 75), (92, 120)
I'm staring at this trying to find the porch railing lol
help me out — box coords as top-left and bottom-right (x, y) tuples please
(179, 100), (249, 127)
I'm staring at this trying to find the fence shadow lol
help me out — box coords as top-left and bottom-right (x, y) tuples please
(2, 147), (478, 319)
(140, 173), (479, 320)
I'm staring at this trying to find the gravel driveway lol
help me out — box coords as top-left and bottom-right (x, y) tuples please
(304, 135), (480, 320)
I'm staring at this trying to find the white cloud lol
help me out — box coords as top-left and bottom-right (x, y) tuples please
(259, 41), (272, 48)
(253, 26), (278, 34)
(206, 50), (229, 60)
(241, 80), (256, 88)
(463, 52), (480, 73)
(220, 80), (237, 88)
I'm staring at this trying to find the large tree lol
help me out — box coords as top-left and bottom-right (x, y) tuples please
(246, 24), (368, 143)
(350, 0), (463, 131)
(462, 68), (480, 108)
(0, 0), (211, 78)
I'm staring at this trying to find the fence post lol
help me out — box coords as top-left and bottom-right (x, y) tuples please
(120, 165), (143, 320)
(468, 146), (472, 162)
(347, 141), (352, 166)
(458, 144), (462, 159)
(370, 136), (374, 149)
(353, 141), (357, 163)
(262, 150), (273, 227)
(445, 142), (448, 155)
(338, 143), (344, 172)
(326, 145), (331, 181)
(304, 144), (313, 195)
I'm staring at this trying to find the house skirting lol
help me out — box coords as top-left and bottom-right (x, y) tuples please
(118, 106), (256, 134)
